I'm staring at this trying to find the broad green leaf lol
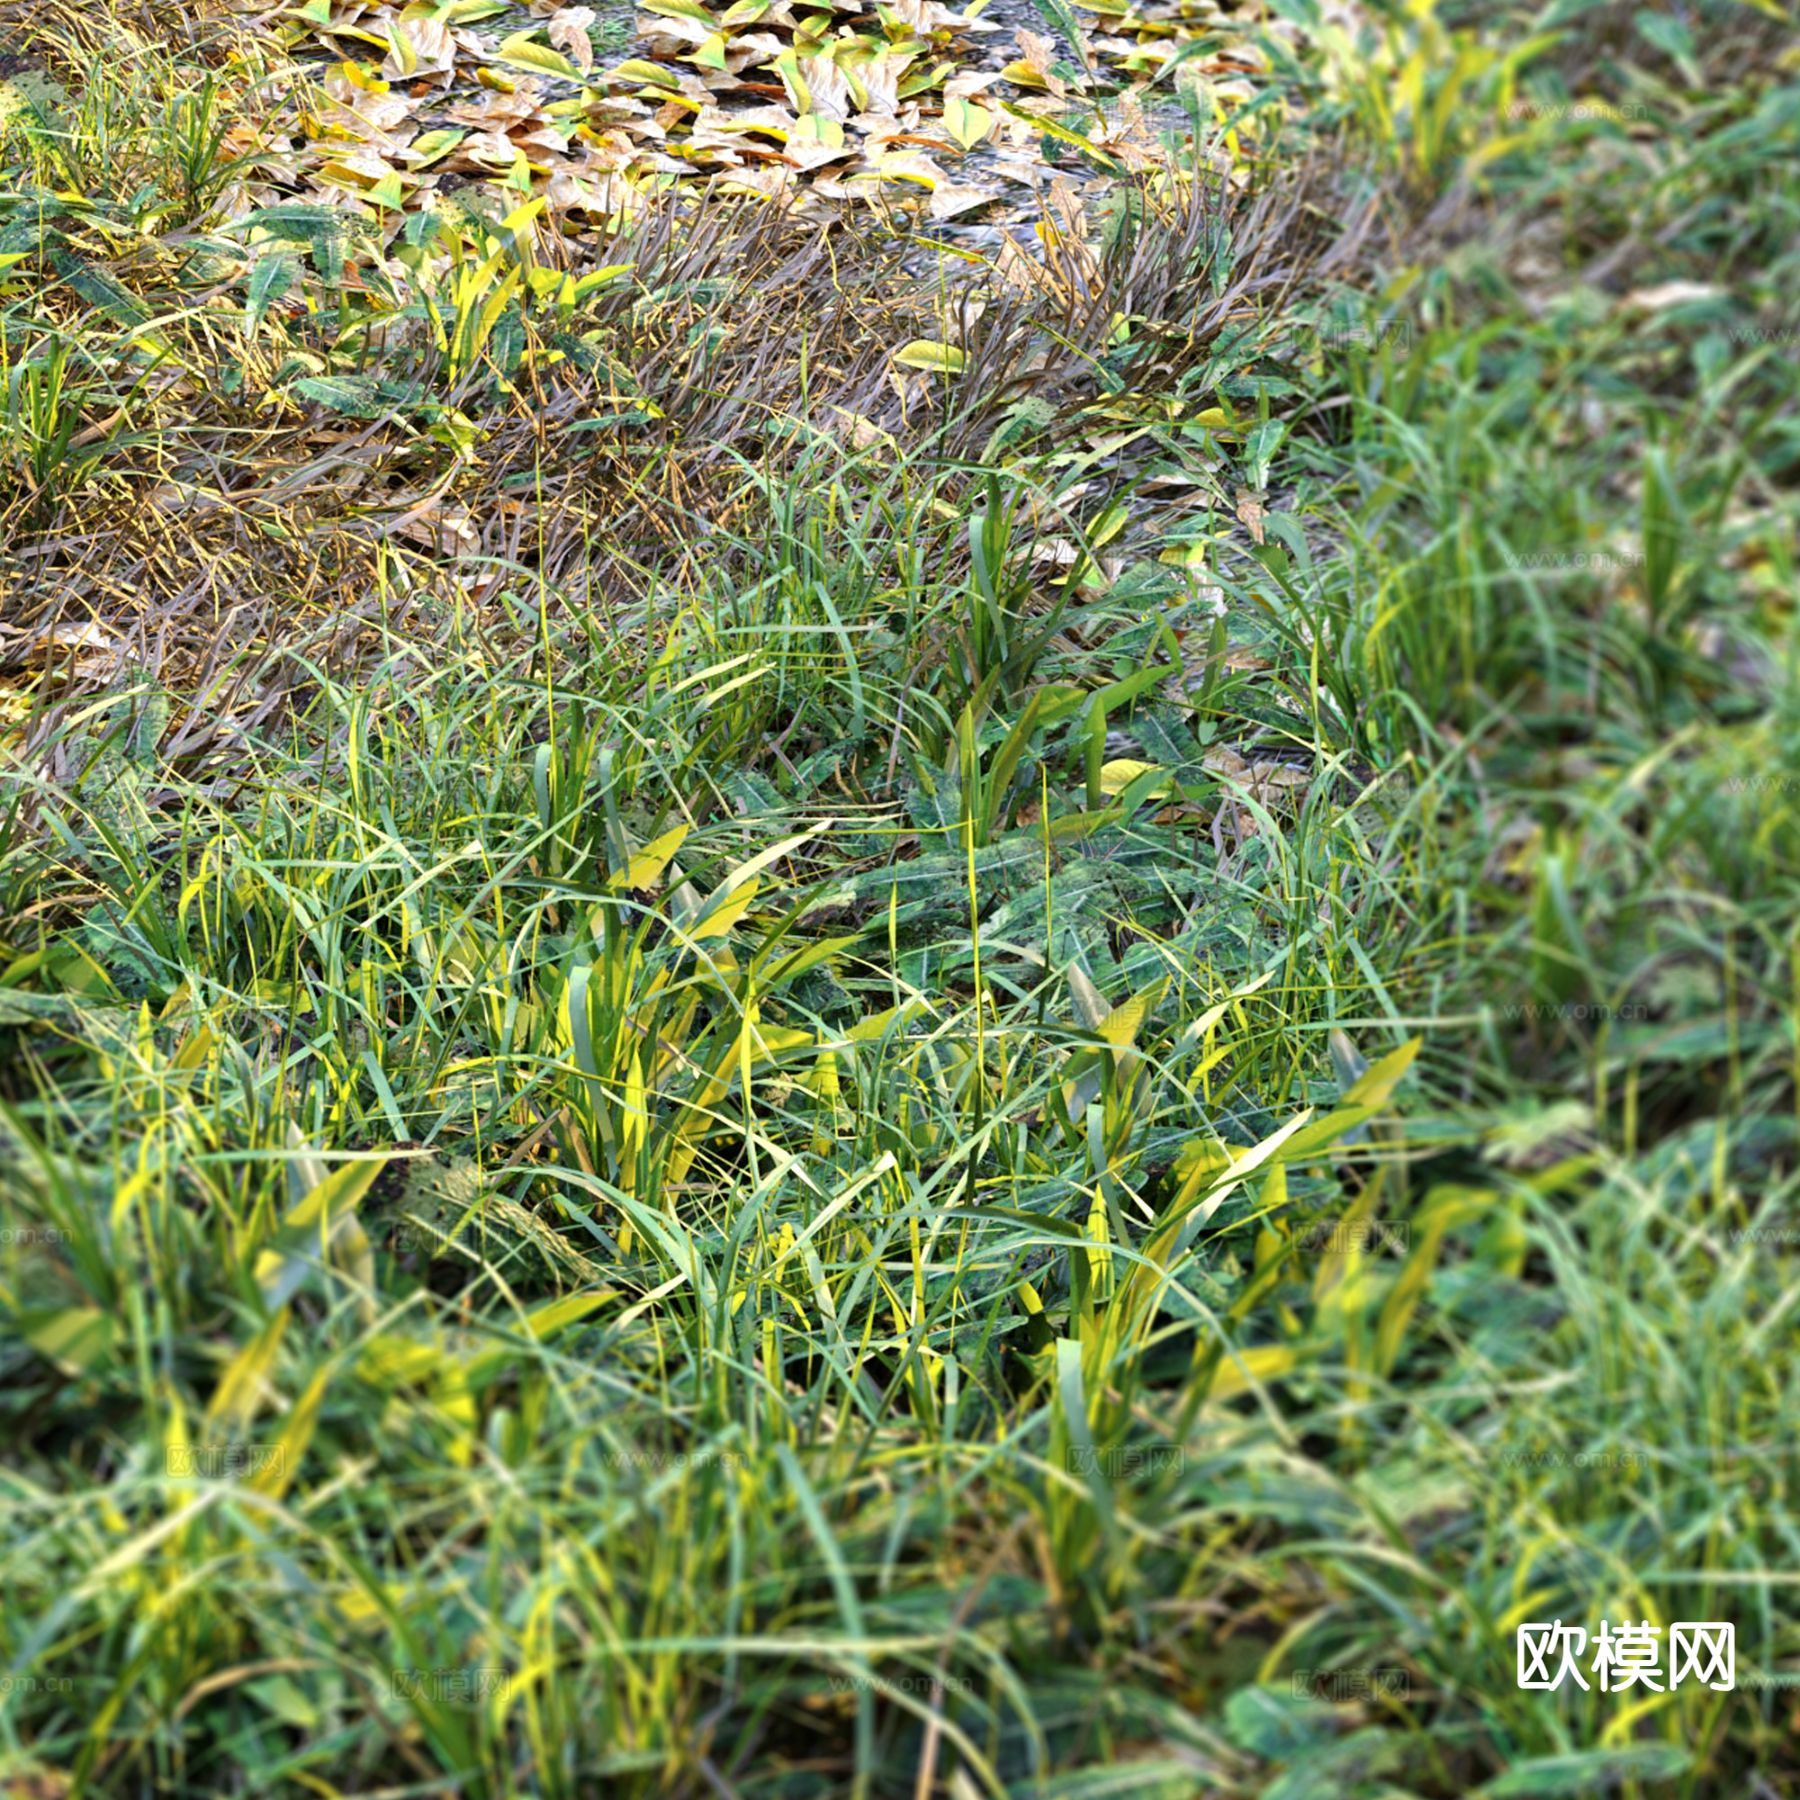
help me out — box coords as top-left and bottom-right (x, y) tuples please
(1243, 418), (1285, 490)
(1481, 1748), (1692, 1797)
(1067, 962), (1109, 1031)
(294, 375), (386, 416)
(245, 251), (299, 334)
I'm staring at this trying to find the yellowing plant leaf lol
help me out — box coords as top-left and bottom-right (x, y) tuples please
(892, 339), (966, 373)
(1207, 1341), (1302, 1402)
(1001, 58), (1051, 90)
(1341, 1036), (1422, 1110)
(691, 875), (759, 939)
(521, 1289), (612, 1340)
(384, 19), (420, 75)
(621, 822), (690, 889)
(572, 262), (635, 297)
(1098, 984), (1161, 1051)
(249, 1359), (337, 1499)
(22, 1305), (113, 1375)
(254, 1156), (387, 1308)
(205, 1310), (290, 1434)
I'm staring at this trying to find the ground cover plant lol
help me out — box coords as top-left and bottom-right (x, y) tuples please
(1, 0), (1798, 1793)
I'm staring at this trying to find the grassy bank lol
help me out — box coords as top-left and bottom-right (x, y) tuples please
(2, 0), (1798, 1793)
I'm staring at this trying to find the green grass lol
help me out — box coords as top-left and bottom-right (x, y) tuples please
(2, 0), (1799, 1794)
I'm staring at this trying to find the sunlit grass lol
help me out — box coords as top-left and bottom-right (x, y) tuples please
(2, 0), (1798, 1794)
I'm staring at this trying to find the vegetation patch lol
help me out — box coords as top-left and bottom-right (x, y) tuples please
(1, 0), (1797, 1795)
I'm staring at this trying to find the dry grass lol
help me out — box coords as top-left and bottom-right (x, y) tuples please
(5, 0), (1363, 730)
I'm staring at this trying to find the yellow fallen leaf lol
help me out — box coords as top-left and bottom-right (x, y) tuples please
(489, 32), (579, 79)
(892, 339), (967, 374)
(941, 94), (994, 150)
(1098, 759), (1170, 798)
(612, 58), (682, 89)
(494, 31), (582, 79)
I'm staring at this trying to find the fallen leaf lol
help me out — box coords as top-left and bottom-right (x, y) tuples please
(1620, 281), (1725, 313)
(941, 93), (994, 150)
(494, 30), (584, 80)
(1099, 758), (1171, 797)
(1008, 28), (1066, 95)
(548, 6), (598, 72)
(21, 620), (128, 680)
(892, 338), (966, 373)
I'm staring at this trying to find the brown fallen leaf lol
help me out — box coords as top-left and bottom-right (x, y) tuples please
(389, 498), (480, 555)
(447, 80), (553, 130)
(20, 620), (129, 681)
(547, 6), (598, 73)
(1247, 760), (1310, 808)
(380, 14), (458, 84)
(1007, 28), (1067, 96)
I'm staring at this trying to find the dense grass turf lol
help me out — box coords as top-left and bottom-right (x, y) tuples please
(2, 0), (1798, 1793)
